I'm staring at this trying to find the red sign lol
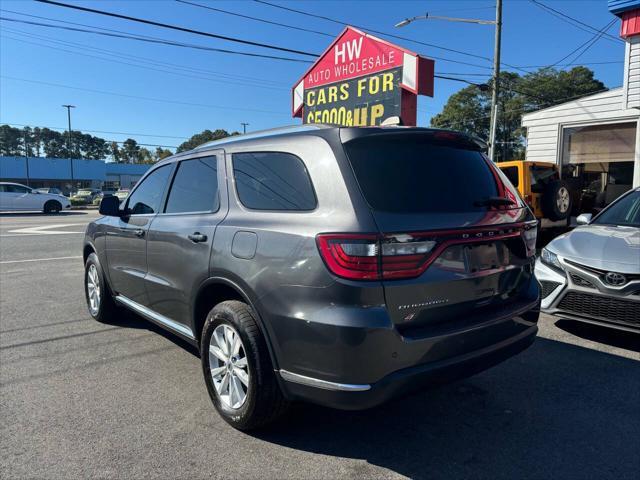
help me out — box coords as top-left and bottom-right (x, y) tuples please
(292, 27), (435, 126)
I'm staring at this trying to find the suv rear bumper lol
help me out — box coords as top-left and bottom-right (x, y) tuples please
(277, 320), (538, 410)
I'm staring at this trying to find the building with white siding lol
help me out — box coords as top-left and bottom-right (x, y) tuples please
(521, 1), (640, 207)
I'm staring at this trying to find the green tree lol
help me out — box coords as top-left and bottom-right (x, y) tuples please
(176, 129), (231, 153)
(153, 147), (173, 161)
(430, 67), (605, 162)
(0, 125), (24, 156)
(137, 147), (154, 164)
(109, 141), (122, 162)
(40, 128), (67, 158)
(122, 138), (140, 163)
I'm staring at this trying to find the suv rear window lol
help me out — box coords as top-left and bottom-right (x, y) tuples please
(344, 136), (498, 213)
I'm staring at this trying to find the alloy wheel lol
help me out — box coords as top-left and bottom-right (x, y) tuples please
(86, 264), (101, 315)
(209, 324), (250, 409)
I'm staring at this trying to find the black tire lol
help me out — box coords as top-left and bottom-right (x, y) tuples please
(201, 300), (288, 431)
(542, 180), (572, 221)
(43, 200), (62, 214)
(84, 253), (119, 323)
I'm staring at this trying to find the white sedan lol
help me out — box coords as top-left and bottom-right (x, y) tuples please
(0, 182), (71, 213)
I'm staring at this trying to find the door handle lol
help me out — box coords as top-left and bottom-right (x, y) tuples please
(188, 232), (208, 243)
(134, 229), (145, 237)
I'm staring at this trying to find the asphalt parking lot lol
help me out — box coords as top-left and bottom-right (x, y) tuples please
(1, 211), (639, 480)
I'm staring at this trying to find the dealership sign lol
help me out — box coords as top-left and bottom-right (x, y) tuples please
(292, 27), (435, 126)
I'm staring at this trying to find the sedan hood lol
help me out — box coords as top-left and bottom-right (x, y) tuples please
(549, 225), (640, 273)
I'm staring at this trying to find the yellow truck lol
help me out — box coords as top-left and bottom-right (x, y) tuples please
(497, 160), (572, 226)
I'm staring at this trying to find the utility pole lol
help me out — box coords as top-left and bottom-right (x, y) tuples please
(241, 122), (249, 134)
(23, 127), (30, 187)
(62, 104), (76, 189)
(488, 0), (502, 162)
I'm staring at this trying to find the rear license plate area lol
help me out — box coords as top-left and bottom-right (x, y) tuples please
(465, 243), (502, 272)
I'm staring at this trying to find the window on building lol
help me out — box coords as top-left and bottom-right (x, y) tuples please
(562, 123), (636, 165)
(125, 165), (172, 215)
(165, 156), (219, 213)
(232, 152), (316, 211)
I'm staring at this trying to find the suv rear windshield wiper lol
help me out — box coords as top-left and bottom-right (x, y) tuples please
(473, 196), (516, 207)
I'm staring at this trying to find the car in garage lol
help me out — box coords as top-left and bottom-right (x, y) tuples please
(0, 182), (71, 213)
(536, 187), (640, 332)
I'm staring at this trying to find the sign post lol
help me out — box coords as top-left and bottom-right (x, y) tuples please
(292, 27), (435, 127)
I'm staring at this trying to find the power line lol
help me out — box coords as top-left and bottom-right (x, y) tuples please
(252, 0), (529, 72)
(1, 32), (290, 92)
(516, 60), (623, 69)
(5, 26), (482, 87)
(3, 122), (189, 139)
(175, 0), (333, 37)
(567, 20), (617, 67)
(0, 11), (292, 84)
(0, 18), (487, 88)
(35, 0), (318, 57)
(549, 19), (617, 68)
(179, 0), (496, 70)
(0, 16), (313, 63)
(1, 26), (287, 86)
(1, 76), (291, 116)
(2, 8), (492, 71)
(528, 0), (623, 44)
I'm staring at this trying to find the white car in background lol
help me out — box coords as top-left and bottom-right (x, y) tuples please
(0, 182), (71, 213)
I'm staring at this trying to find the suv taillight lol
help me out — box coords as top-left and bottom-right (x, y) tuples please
(317, 233), (437, 281)
(316, 234), (379, 280)
(317, 224), (535, 281)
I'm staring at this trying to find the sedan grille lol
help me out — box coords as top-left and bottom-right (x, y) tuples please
(558, 292), (640, 326)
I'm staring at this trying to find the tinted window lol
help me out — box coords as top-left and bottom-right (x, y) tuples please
(344, 136), (498, 213)
(126, 165), (171, 215)
(233, 152), (316, 211)
(165, 157), (219, 213)
(500, 166), (519, 188)
(6, 185), (30, 193)
(593, 190), (640, 227)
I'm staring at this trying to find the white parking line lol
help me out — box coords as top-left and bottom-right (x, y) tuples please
(7, 224), (85, 235)
(0, 232), (84, 237)
(0, 256), (82, 265)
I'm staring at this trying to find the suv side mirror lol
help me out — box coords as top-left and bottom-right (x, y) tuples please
(576, 213), (592, 225)
(99, 195), (120, 217)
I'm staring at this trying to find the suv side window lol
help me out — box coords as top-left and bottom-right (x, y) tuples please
(232, 152), (316, 211)
(125, 164), (172, 215)
(165, 156), (219, 214)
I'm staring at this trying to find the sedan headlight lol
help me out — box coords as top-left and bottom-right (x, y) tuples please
(541, 247), (563, 271)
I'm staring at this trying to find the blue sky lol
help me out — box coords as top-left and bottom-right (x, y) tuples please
(0, 0), (625, 151)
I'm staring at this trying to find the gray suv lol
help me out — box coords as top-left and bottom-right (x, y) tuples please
(83, 125), (540, 430)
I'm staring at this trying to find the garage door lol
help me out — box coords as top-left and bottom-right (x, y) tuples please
(561, 122), (636, 164)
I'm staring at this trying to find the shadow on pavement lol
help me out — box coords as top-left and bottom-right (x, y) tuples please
(555, 319), (640, 353)
(98, 308), (639, 478)
(253, 338), (640, 479)
(105, 308), (200, 357)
